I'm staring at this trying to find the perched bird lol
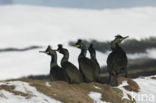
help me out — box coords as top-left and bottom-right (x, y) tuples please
(75, 39), (99, 82)
(88, 44), (100, 80)
(107, 35), (129, 86)
(39, 45), (68, 81)
(57, 44), (83, 83)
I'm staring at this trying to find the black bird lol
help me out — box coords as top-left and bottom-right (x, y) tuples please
(107, 35), (129, 86)
(88, 44), (100, 81)
(40, 45), (68, 81)
(75, 39), (99, 82)
(57, 44), (83, 83)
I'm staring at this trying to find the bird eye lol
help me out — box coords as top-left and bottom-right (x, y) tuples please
(120, 38), (123, 41)
(46, 51), (50, 54)
(76, 45), (81, 47)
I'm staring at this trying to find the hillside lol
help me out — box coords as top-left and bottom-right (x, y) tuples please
(0, 75), (155, 103)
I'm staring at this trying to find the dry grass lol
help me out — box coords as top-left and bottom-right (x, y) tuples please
(16, 78), (135, 103)
(151, 77), (156, 80)
(118, 77), (140, 92)
(21, 79), (94, 103)
(0, 78), (136, 103)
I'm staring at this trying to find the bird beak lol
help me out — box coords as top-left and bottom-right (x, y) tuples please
(39, 51), (50, 54)
(39, 51), (46, 53)
(123, 36), (129, 39)
(120, 36), (129, 41)
(76, 45), (80, 48)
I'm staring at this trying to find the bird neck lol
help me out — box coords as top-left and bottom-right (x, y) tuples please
(50, 53), (58, 68)
(90, 50), (97, 62)
(112, 44), (124, 52)
(111, 40), (120, 50)
(61, 49), (69, 66)
(79, 48), (87, 59)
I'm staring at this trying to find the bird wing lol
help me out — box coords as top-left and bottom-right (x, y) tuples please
(79, 58), (97, 82)
(62, 62), (83, 82)
(107, 51), (128, 73)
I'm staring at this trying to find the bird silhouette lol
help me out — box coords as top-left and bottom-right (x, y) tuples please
(75, 39), (99, 82)
(88, 43), (100, 82)
(107, 35), (128, 86)
(57, 44), (83, 83)
(40, 45), (68, 82)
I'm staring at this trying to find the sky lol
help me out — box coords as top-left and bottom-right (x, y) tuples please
(0, 0), (156, 9)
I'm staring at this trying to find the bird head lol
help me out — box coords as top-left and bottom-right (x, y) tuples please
(88, 43), (94, 52)
(89, 43), (93, 48)
(57, 44), (63, 53)
(75, 39), (82, 48)
(115, 34), (129, 42)
(39, 45), (56, 55)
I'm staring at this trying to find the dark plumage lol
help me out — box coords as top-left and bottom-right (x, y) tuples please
(75, 40), (99, 82)
(88, 44), (100, 81)
(57, 44), (83, 83)
(107, 35), (129, 86)
(40, 45), (68, 81)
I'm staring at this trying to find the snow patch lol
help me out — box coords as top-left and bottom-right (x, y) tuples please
(118, 81), (128, 88)
(118, 75), (156, 103)
(89, 92), (109, 103)
(45, 82), (51, 87)
(93, 85), (101, 89)
(117, 81), (131, 101)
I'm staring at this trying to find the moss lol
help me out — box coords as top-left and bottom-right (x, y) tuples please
(112, 88), (123, 97)
(73, 83), (102, 93)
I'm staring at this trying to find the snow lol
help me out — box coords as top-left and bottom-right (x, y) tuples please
(122, 91), (130, 101)
(128, 48), (156, 59)
(0, 81), (61, 103)
(45, 82), (51, 87)
(0, 5), (156, 45)
(132, 76), (156, 103)
(118, 81), (128, 88)
(117, 81), (131, 101)
(118, 75), (156, 103)
(89, 92), (109, 103)
(93, 85), (101, 89)
(0, 5), (155, 80)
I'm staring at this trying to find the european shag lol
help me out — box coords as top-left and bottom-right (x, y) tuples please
(57, 44), (83, 83)
(40, 45), (68, 82)
(75, 39), (99, 82)
(88, 43), (100, 81)
(107, 35), (129, 86)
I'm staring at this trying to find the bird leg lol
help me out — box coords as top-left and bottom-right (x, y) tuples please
(109, 74), (112, 84)
(109, 74), (118, 86)
(49, 74), (54, 81)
